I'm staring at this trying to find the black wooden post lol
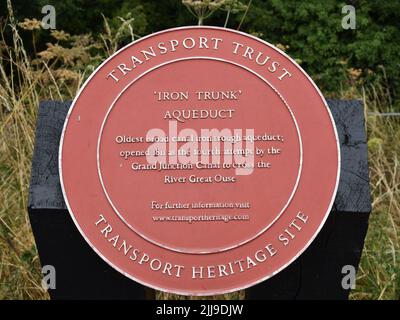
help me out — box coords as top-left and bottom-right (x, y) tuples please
(28, 101), (150, 300)
(28, 99), (371, 300)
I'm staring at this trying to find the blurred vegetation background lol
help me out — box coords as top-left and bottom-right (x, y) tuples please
(0, 0), (399, 299)
(1, 0), (400, 109)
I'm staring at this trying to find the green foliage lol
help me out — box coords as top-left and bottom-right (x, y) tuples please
(240, 0), (400, 108)
(3, 0), (399, 108)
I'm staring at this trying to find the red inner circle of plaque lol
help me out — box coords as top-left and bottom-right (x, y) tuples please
(98, 58), (301, 254)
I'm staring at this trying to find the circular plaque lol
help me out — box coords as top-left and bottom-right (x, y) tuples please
(59, 26), (340, 295)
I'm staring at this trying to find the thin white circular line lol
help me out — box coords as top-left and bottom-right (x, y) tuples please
(59, 26), (341, 296)
(96, 57), (303, 255)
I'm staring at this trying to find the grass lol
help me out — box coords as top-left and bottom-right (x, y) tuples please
(0, 2), (399, 300)
(349, 88), (400, 299)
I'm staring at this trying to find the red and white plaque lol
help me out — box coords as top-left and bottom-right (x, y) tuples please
(59, 27), (340, 295)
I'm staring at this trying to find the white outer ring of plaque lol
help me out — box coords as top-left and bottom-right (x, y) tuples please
(59, 26), (341, 296)
(96, 57), (303, 254)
